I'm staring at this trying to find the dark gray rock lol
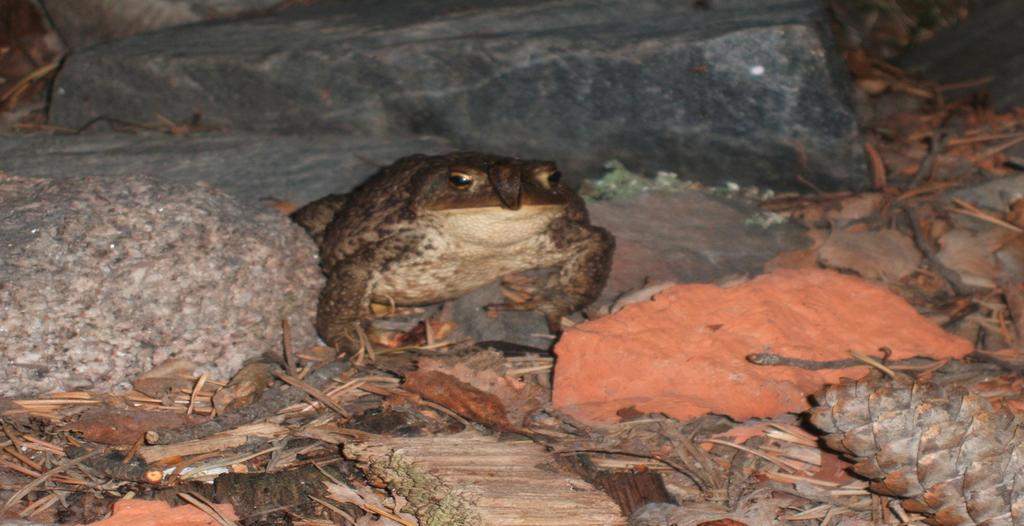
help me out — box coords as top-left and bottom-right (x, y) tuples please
(0, 173), (322, 397)
(898, 0), (1024, 111)
(49, 0), (868, 191)
(0, 132), (453, 206)
(590, 190), (810, 295)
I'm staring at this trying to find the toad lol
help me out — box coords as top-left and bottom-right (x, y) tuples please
(292, 152), (614, 350)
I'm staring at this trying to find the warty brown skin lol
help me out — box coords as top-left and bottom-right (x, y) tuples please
(292, 152), (615, 351)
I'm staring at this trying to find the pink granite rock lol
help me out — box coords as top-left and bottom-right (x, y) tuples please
(0, 174), (322, 396)
(553, 269), (972, 424)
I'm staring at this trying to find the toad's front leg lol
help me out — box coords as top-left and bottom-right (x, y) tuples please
(494, 219), (615, 331)
(316, 232), (424, 351)
(317, 264), (374, 351)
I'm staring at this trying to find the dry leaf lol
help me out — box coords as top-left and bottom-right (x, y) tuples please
(132, 359), (201, 399)
(403, 350), (548, 430)
(818, 228), (922, 282)
(937, 225), (1019, 288)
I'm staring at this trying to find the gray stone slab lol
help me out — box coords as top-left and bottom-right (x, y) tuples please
(898, 0), (1024, 111)
(48, 0), (868, 191)
(0, 132), (453, 205)
(589, 190), (811, 295)
(40, 0), (286, 50)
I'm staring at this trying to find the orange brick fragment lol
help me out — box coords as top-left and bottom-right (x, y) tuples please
(78, 499), (237, 526)
(553, 269), (971, 424)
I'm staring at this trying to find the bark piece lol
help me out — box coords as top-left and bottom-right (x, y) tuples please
(69, 406), (202, 446)
(343, 432), (626, 525)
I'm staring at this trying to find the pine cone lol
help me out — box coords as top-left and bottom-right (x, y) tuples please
(808, 374), (1024, 526)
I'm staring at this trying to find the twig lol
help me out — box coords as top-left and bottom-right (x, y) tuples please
(762, 471), (842, 487)
(282, 319), (297, 377)
(796, 174), (825, 195)
(187, 374), (208, 417)
(0, 58), (62, 107)
(949, 198), (1024, 233)
(178, 492), (239, 526)
(309, 495), (357, 523)
(273, 370), (351, 418)
(848, 350), (899, 379)
(140, 423), (286, 464)
(178, 445), (282, 481)
(937, 76), (994, 92)
(2, 448), (103, 512)
(702, 439), (800, 473)
(972, 135), (1024, 162)
(895, 180), (960, 202)
(122, 434), (146, 465)
(946, 130), (1024, 146)
(999, 278), (1024, 350)
(17, 492), (60, 519)
(910, 133), (945, 187)
(149, 360), (349, 445)
(865, 142), (887, 189)
(3, 446), (43, 473)
(903, 205), (975, 296)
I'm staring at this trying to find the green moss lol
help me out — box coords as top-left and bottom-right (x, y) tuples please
(580, 160), (697, 201)
(581, 159), (788, 229)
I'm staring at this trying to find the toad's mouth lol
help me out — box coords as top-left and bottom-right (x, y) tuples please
(425, 205), (563, 246)
(425, 186), (568, 211)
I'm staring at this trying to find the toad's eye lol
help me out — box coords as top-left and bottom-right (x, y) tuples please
(448, 172), (473, 189)
(548, 171), (562, 185)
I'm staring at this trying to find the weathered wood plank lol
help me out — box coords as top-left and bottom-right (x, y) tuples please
(343, 432), (625, 525)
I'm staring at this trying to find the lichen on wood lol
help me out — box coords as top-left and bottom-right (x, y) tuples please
(343, 442), (481, 526)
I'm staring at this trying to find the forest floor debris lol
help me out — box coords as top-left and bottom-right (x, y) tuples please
(1, 1), (1023, 525)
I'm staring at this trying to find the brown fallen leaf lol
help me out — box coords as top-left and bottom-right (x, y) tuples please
(369, 319), (457, 348)
(132, 359), (201, 400)
(818, 228), (922, 282)
(403, 350), (548, 430)
(211, 361), (278, 415)
(937, 223), (1020, 288)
